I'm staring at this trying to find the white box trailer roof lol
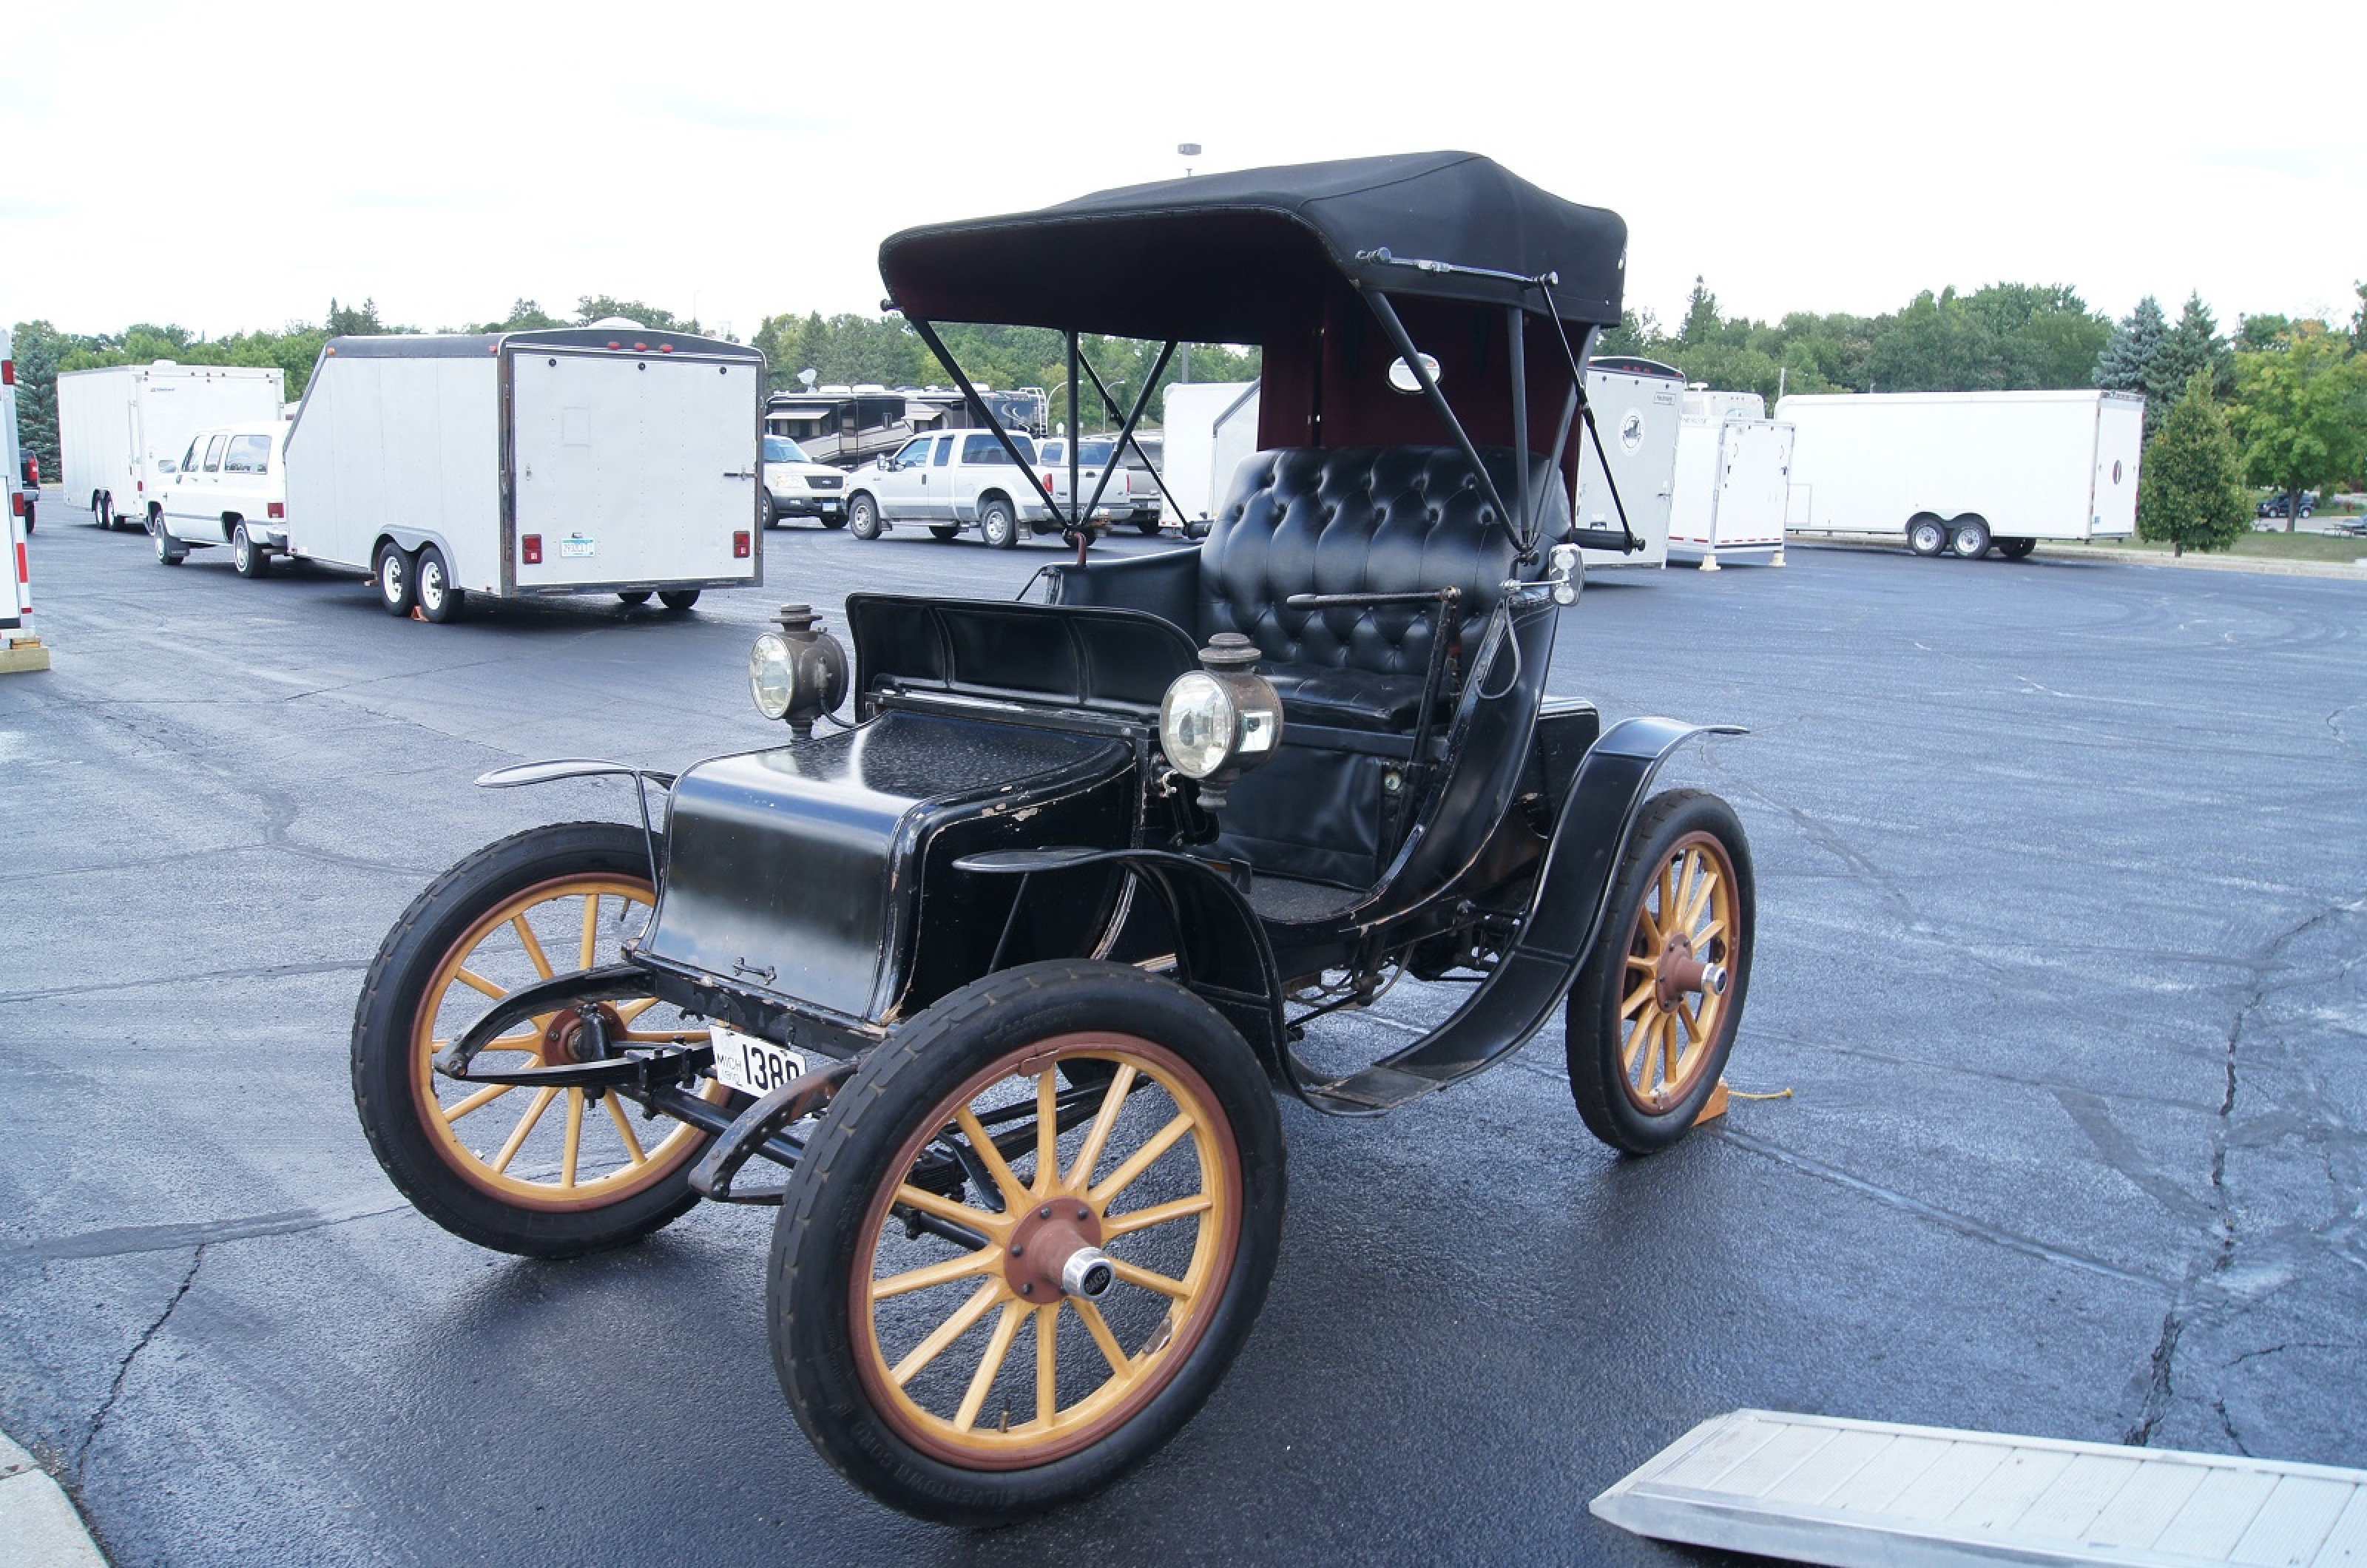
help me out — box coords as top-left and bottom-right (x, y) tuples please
(1777, 388), (2145, 552)
(1159, 381), (1262, 527)
(58, 362), (286, 528)
(1576, 365), (1685, 570)
(283, 328), (766, 602)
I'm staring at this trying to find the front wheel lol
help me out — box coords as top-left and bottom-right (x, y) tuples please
(848, 493), (882, 541)
(979, 498), (1019, 550)
(153, 521), (186, 566)
(232, 522), (270, 579)
(1567, 788), (1754, 1154)
(771, 959), (1284, 1527)
(351, 821), (725, 1257)
(760, 490), (778, 530)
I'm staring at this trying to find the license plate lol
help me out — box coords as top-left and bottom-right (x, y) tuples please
(709, 1023), (807, 1098)
(559, 533), (596, 558)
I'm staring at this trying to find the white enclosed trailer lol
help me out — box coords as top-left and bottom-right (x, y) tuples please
(283, 328), (765, 618)
(1, 331), (45, 670)
(58, 362), (286, 530)
(1575, 362), (1685, 570)
(1158, 380), (1260, 533)
(1777, 389), (2145, 559)
(1667, 389), (1793, 570)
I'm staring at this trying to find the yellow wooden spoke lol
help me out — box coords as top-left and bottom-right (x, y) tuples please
(953, 1105), (1030, 1209)
(578, 894), (601, 970)
(1694, 916), (1726, 948)
(895, 1181), (996, 1231)
(891, 1279), (1002, 1388)
(1622, 1007), (1660, 1075)
(454, 967), (507, 1001)
(1101, 1193), (1214, 1237)
(1626, 953), (1657, 973)
(1073, 1297), (1131, 1376)
(874, 1248), (998, 1302)
(511, 915), (555, 981)
(490, 1087), (558, 1174)
(1088, 1110), (1195, 1208)
(1035, 1067), (1059, 1195)
(1067, 1064), (1138, 1189)
(1036, 1302), (1061, 1425)
(1683, 865), (1718, 933)
(1681, 993), (1705, 1037)
(443, 1081), (515, 1123)
(560, 1089), (585, 1186)
(1621, 976), (1656, 1018)
(1670, 852), (1696, 939)
(953, 1300), (1028, 1433)
(604, 1092), (648, 1166)
(1110, 1260), (1190, 1298)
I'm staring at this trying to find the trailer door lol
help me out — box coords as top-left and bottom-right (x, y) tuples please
(2091, 396), (2144, 539)
(510, 350), (760, 589)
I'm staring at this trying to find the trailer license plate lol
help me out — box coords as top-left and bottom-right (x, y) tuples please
(709, 1023), (806, 1098)
(559, 533), (596, 558)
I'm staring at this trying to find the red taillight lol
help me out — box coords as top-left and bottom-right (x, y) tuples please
(607, 341), (621, 349)
(25, 456), (37, 484)
(522, 534), (543, 564)
(268, 501), (284, 519)
(732, 530), (751, 559)
(634, 342), (647, 351)
(8, 493), (21, 517)
(1041, 472), (1057, 497)
(659, 344), (674, 354)
(1, 359), (13, 385)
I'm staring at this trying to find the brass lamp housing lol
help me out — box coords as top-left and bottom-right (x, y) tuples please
(749, 603), (850, 737)
(1161, 632), (1283, 811)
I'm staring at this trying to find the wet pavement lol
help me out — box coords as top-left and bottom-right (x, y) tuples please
(1, 515), (2361, 1564)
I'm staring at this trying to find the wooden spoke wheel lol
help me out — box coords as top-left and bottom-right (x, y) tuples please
(770, 960), (1283, 1527)
(1567, 789), (1755, 1154)
(352, 821), (723, 1257)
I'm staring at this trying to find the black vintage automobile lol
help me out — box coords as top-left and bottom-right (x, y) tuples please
(352, 152), (1756, 1526)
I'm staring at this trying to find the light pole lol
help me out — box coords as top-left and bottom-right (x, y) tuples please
(1177, 144), (1201, 387)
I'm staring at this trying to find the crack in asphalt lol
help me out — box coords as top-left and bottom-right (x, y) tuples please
(0, 957), (372, 1006)
(4, 1200), (413, 1261)
(2124, 897), (2356, 1447)
(73, 1245), (204, 1481)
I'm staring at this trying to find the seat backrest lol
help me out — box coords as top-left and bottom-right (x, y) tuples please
(1195, 445), (1569, 676)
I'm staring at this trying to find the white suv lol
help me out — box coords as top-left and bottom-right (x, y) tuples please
(843, 429), (1056, 549)
(761, 434), (850, 529)
(153, 421), (288, 577)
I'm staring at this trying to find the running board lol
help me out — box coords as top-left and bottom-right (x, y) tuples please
(1593, 1409), (2367, 1567)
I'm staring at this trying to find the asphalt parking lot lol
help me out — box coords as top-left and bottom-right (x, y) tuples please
(2, 514), (2362, 1566)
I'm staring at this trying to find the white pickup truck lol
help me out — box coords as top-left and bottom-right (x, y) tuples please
(1036, 436), (1144, 533)
(844, 429), (1059, 549)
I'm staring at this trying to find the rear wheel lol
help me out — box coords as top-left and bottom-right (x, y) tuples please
(979, 498), (1019, 550)
(1134, 516), (1161, 536)
(617, 590), (652, 606)
(760, 490), (779, 530)
(93, 496), (112, 530)
(848, 494), (882, 541)
(153, 520), (186, 566)
(1906, 515), (1948, 557)
(1997, 536), (2037, 561)
(929, 524), (962, 541)
(376, 541), (416, 615)
(1567, 788), (1754, 1154)
(351, 821), (724, 1257)
(417, 544), (466, 623)
(1949, 516), (1992, 558)
(771, 959), (1283, 1526)
(658, 589), (700, 612)
(232, 523), (270, 579)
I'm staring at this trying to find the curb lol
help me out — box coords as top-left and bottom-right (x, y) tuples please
(1789, 535), (2367, 583)
(0, 1433), (108, 1567)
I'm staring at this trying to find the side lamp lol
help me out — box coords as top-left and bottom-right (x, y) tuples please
(1159, 632), (1283, 811)
(748, 603), (850, 737)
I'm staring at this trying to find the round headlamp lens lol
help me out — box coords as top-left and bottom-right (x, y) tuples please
(1160, 671), (1238, 778)
(749, 632), (795, 720)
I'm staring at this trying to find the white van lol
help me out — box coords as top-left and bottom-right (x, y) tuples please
(58, 362), (286, 530)
(152, 421), (288, 576)
(283, 327), (766, 621)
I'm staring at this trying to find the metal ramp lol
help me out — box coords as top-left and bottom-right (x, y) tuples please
(1593, 1410), (2367, 1567)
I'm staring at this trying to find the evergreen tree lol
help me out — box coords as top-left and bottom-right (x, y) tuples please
(1678, 277), (1722, 347)
(2093, 295), (2167, 397)
(2137, 370), (2250, 557)
(2152, 293), (2232, 406)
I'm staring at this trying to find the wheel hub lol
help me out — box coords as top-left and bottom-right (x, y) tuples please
(540, 1003), (622, 1067)
(1004, 1199), (1110, 1302)
(1654, 934), (1706, 1008)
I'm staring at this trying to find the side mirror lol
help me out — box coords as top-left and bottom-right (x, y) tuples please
(159, 460), (178, 473)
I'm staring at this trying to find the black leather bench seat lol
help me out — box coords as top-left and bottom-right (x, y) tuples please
(1260, 665), (1431, 733)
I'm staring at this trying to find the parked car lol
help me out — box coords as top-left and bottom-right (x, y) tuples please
(761, 435), (849, 529)
(152, 421), (288, 577)
(1036, 436), (1141, 532)
(2257, 491), (2316, 519)
(843, 429), (1055, 548)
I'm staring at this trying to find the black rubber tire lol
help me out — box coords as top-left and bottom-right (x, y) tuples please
(658, 589), (700, 612)
(1948, 516), (1992, 559)
(1567, 788), (1755, 1155)
(417, 544), (466, 623)
(928, 524), (961, 541)
(848, 494), (882, 541)
(1906, 515), (1948, 557)
(351, 821), (709, 1258)
(1134, 516), (1161, 536)
(232, 522), (270, 579)
(93, 495), (112, 530)
(153, 520), (186, 566)
(1997, 537), (2037, 561)
(760, 490), (779, 530)
(617, 590), (653, 606)
(771, 959), (1285, 1527)
(979, 498), (1019, 550)
(376, 541), (416, 616)
(820, 513), (848, 530)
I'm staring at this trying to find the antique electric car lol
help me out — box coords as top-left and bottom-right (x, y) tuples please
(351, 152), (1755, 1526)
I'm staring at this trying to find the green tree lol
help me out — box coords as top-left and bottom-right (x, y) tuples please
(7, 320), (76, 476)
(2229, 322), (2367, 530)
(2152, 292), (2232, 405)
(2235, 313), (2291, 353)
(2093, 296), (2167, 416)
(2138, 370), (2250, 556)
(2351, 282), (2366, 354)
(573, 296), (702, 334)
(472, 299), (565, 333)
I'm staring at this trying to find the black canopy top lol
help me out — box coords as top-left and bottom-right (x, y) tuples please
(879, 152), (1626, 345)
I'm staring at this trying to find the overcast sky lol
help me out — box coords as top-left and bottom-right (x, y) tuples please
(7, 1), (2361, 344)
